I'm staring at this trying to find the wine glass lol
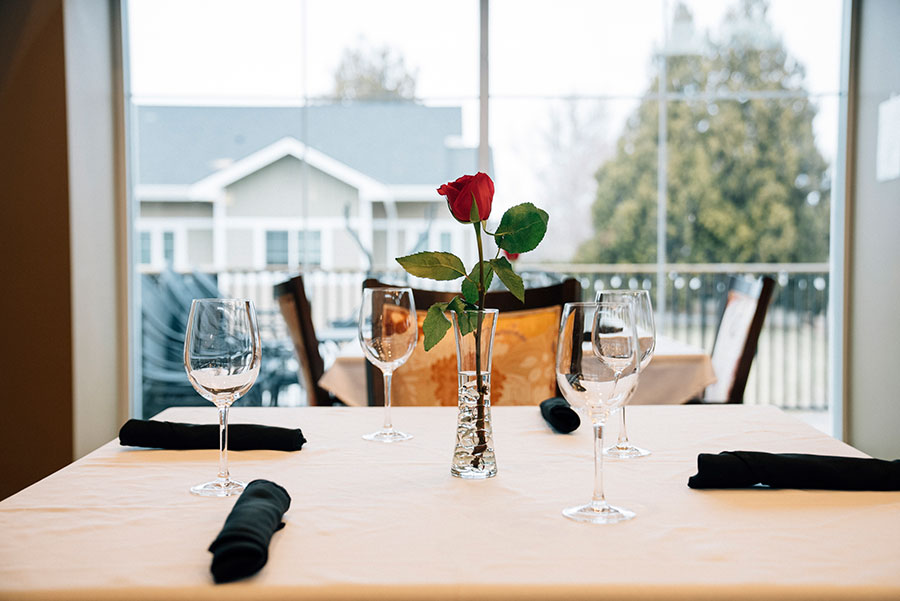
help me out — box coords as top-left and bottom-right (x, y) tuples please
(184, 298), (261, 497)
(556, 301), (639, 524)
(596, 289), (655, 458)
(358, 287), (417, 442)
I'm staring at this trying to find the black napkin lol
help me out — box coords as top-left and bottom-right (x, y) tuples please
(540, 397), (581, 433)
(209, 479), (291, 583)
(688, 451), (900, 490)
(118, 419), (306, 451)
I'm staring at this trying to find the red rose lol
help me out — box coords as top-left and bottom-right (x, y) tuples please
(437, 172), (494, 223)
(502, 250), (519, 261)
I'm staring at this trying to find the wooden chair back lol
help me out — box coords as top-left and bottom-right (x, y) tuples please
(362, 277), (582, 406)
(703, 275), (775, 403)
(274, 275), (331, 406)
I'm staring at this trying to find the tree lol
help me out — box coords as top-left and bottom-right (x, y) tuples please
(332, 36), (418, 101)
(576, 0), (830, 264)
(533, 99), (611, 261)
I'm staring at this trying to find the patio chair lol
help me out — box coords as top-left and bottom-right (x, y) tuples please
(696, 275), (776, 404)
(274, 274), (333, 406)
(362, 277), (582, 406)
(141, 270), (281, 417)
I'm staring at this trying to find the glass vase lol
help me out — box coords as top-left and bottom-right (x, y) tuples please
(450, 308), (499, 479)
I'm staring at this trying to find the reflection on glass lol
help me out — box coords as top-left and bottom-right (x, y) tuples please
(184, 299), (261, 497)
(556, 302), (639, 524)
(358, 287), (418, 442)
(596, 290), (655, 459)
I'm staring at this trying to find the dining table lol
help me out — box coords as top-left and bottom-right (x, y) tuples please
(2, 404), (898, 601)
(319, 334), (717, 406)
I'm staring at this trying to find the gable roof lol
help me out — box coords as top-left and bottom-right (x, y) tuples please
(135, 103), (482, 189)
(192, 137), (390, 201)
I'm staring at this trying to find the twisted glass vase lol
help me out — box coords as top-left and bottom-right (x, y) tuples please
(450, 308), (498, 479)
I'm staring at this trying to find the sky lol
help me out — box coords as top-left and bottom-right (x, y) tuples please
(127, 0), (845, 260)
(128, 0), (843, 103)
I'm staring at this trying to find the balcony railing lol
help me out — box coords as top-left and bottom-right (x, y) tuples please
(531, 264), (829, 411)
(142, 263), (829, 413)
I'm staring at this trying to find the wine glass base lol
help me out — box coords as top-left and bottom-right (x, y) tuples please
(363, 429), (412, 443)
(604, 443), (651, 458)
(190, 478), (245, 497)
(563, 502), (635, 524)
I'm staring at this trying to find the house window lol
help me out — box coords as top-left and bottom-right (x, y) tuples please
(266, 231), (289, 266)
(140, 232), (151, 265)
(440, 232), (452, 253)
(298, 231), (322, 267)
(162, 232), (175, 264)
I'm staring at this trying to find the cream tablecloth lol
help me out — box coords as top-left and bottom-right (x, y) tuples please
(319, 335), (716, 406)
(1, 406), (898, 601)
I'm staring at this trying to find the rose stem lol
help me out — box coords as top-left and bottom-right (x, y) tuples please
(473, 222), (487, 463)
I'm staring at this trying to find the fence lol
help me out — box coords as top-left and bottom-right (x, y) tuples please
(535, 264), (830, 411)
(211, 263), (830, 411)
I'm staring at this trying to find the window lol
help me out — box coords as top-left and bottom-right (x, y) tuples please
(139, 232), (151, 265)
(266, 231), (289, 266)
(125, 0), (844, 416)
(162, 231), (174, 264)
(298, 231), (322, 267)
(487, 0), (839, 412)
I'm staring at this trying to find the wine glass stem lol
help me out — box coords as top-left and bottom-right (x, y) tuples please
(382, 372), (393, 431)
(218, 404), (230, 480)
(617, 407), (630, 447)
(592, 422), (607, 506)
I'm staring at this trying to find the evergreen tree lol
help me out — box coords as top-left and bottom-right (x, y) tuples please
(576, 0), (830, 264)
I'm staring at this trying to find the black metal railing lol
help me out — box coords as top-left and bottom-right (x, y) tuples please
(533, 263), (829, 410)
(140, 263), (830, 414)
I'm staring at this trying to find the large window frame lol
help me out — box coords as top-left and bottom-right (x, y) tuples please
(118, 0), (853, 434)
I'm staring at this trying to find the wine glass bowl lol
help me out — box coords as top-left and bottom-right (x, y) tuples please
(592, 325), (636, 378)
(556, 302), (638, 524)
(184, 298), (261, 497)
(358, 287), (417, 442)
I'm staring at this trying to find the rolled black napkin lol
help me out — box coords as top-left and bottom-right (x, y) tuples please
(118, 419), (306, 451)
(540, 397), (581, 433)
(209, 479), (291, 583)
(688, 451), (900, 490)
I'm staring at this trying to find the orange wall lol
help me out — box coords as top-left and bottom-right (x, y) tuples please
(0, 1), (74, 500)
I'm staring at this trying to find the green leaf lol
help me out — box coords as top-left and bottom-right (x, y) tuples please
(423, 303), (451, 351)
(461, 261), (494, 305)
(469, 194), (481, 222)
(447, 297), (476, 336)
(396, 251), (466, 281)
(490, 257), (525, 303)
(494, 203), (549, 254)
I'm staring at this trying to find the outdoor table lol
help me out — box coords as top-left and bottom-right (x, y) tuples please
(2, 405), (898, 601)
(319, 334), (716, 406)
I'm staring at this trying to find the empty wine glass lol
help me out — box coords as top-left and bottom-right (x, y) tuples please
(184, 299), (261, 496)
(358, 287), (417, 442)
(556, 301), (639, 524)
(596, 289), (655, 458)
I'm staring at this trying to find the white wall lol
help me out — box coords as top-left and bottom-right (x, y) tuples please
(64, 0), (125, 458)
(226, 156), (359, 218)
(847, 0), (900, 458)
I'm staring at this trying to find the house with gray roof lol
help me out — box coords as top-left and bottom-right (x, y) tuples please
(134, 103), (485, 273)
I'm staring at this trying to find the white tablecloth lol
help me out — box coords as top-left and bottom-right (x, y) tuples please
(2, 406), (899, 601)
(319, 335), (716, 406)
